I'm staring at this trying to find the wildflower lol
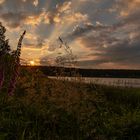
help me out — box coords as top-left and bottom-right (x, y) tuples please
(0, 67), (4, 90)
(8, 31), (26, 96)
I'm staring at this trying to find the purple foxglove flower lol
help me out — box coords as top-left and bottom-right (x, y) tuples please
(8, 31), (26, 96)
(8, 61), (20, 96)
(0, 68), (4, 90)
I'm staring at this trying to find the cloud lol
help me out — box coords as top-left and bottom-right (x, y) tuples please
(0, 0), (42, 28)
(76, 27), (140, 68)
(41, 1), (88, 25)
(108, 0), (140, 20)
(33, 0), (38, 7)
(57, 1), (71, 13)
(0, 0), (140, 68)
(0, 12), (27, 28)
(65, 22), (111, 41)
(65, 0), (140, 69)
(0, 0), (88, 29)
(117, 0), (140, 17)
(99, 40), (140, 63)
(0, 0), (4, 4)
(65, 1), (140, 42)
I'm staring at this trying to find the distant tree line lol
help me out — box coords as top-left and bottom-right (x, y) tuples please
(21, 66), (140, 78)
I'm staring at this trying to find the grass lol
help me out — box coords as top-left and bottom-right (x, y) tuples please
(0, 68), (140, 140)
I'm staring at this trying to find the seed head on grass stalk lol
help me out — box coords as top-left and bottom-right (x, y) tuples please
(56, 37), (77, 67)
(8, 30), (26, 96)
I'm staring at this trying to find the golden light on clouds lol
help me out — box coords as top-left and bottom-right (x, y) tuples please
(33, 0), (38, 7)
(1, 0), (140, 69)
(57, 1), (71, 13)
(26, 16), (41, 26)
(120, 0), (140, 17)
(0, 0), (4, 4)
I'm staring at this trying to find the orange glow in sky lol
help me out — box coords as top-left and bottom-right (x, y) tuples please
(29, 60), (35, 66)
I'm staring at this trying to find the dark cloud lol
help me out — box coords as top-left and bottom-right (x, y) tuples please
(0, 0), (70, 28)
(122, 9), (140, 26)
(0, 0), (42, 28)
(80, 34), (119, 49)
(78, 33), (140, 68)
(65, 23), (111, 41)
(65, 2), (140, 42)
(0, 12), (27, 28)
(72, 4), (140, 68)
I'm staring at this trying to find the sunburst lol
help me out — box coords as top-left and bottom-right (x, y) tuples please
(30, 60), (35, 66)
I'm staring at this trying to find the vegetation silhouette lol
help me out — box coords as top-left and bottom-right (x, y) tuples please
(0, 22), (26, 95)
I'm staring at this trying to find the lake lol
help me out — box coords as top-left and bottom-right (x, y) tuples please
(48, 76), (140, 88)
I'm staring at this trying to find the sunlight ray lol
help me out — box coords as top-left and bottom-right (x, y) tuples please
(48, 0), (86, 44)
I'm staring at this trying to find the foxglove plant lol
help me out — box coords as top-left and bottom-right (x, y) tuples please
(8, 31), (26, 96)
(0, 68), (4, 90)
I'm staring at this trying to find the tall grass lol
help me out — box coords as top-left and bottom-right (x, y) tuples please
(0, 68), (139, 140)
(0, 23), (140, 140)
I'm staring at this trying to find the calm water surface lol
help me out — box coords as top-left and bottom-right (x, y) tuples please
(48, 76), (140, 88)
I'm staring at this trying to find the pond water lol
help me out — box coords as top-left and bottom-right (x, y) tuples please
(48, 76), (140, 88)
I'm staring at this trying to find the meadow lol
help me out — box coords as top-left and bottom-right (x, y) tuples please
(0, 22), (140, 140)
(0, 67), (140, 140)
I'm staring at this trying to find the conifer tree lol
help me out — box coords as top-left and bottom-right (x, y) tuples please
(0, 22), (11, 90)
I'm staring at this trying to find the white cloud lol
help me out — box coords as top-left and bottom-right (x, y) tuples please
(33, 0), (38, 7)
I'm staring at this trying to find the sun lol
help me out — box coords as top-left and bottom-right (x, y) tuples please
(30, 60), (35, 66)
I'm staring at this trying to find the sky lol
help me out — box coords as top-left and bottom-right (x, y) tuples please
(0, 0), (140, 69)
